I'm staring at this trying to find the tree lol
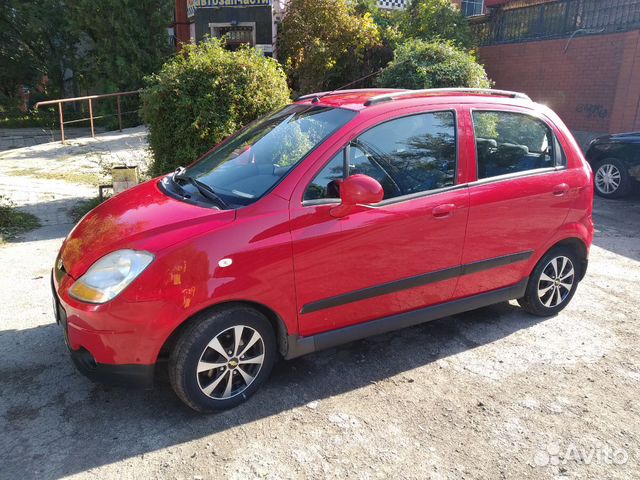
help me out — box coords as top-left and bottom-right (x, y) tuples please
(400, 0), (473, 50)
(68, 0), (173, 94)
(141, 39), (291, 176)
(0, 0), (75, 106)
(376, 39), (491, 90)
(278, 0), (382, 95)
(1, 0), (172, 117)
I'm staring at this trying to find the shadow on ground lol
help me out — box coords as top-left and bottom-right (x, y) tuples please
(5, 196), (89, 244)
(0, 302), (547, 479)
(592, 191), (640, 262)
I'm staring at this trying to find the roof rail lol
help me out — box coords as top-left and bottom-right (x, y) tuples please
(295, 88), (406, 102)
(364, 88), (531, 106)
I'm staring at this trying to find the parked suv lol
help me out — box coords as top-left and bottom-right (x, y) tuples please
(52, 89), (594, 412)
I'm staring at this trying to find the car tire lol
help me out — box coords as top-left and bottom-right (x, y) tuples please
(169, 306), (277, 412)
(518, 247), (581, 317)
(594, 157), (632, 198)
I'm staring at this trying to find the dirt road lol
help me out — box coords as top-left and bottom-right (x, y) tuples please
(1, 193), (639, 480)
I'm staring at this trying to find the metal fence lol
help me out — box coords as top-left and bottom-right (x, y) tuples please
(35, 90), (141, 144)
(471, 0), (640, 45)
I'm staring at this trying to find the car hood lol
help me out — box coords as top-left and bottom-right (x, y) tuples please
(59, 179), (236, 279)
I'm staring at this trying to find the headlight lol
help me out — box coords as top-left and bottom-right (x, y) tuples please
(69, 249), (154, 304)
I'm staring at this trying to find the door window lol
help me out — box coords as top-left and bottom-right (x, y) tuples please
(303, 147), (400, 201)
(357, 112), (457, 196)
(304, 151), (345, 201)
(472, 111), (560, 180)
(304, 111), (457, 202)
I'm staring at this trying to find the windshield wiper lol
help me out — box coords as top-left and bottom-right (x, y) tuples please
(173, 167), (229, 209)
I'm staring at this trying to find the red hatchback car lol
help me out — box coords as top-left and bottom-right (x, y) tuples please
(52, 89), (593, 411)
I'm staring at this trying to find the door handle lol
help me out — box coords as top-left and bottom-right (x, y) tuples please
(432, 203), (455, 219)
(552, 183), (570, 196)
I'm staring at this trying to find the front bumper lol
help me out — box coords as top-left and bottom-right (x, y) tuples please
(69, 348), (154, 388)
(52, 270), (155, 388)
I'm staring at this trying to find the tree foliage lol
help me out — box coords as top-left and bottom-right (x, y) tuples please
(0, 0), (172, 111)
(400, 0), (474, 49)
(278, 0), (382, 95)
(0, 0), (75, 106)
(141, 39), (291, 176)
(68, 0), (173, 93)
(377, 39), (491, 90)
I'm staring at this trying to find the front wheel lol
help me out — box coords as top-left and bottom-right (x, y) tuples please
(169, 306), (277, 412)
(594, 157), (632, 198)
(518, 247), (581, 317)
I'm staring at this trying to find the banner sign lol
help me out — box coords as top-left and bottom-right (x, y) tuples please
(195, 0), (271, 7)
(186, 0), (196, 18)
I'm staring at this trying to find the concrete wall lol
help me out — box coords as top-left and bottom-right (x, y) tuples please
(477, 30), (640, 146)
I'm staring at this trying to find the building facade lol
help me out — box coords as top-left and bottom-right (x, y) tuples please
(172, 0), (286, 56)
(470, 0), (640, 144)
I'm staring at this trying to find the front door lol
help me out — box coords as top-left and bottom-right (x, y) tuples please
(289, 109), (471, 337)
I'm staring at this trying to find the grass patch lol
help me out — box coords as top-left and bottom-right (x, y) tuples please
(0, 113), (56, 129)
(70, 197), (104, 223)
(8, 168), (101, 186)
(0, 196), (40, 243)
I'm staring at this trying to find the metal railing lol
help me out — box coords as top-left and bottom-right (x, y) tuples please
(35, 90), (141, 144)
(471, 0), (640, 46)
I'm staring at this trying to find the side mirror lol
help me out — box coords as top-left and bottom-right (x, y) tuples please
(330, 174), (384, 218)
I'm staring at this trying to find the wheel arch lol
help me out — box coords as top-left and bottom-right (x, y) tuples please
(158, 300), (291, 361)
(543, 237), (589, 282)
(587, 146), (627, 166)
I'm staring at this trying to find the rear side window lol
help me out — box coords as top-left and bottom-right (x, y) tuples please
(473, 111), (559, 180)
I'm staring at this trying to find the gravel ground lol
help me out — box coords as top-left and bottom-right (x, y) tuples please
(0, 190), (639, 480)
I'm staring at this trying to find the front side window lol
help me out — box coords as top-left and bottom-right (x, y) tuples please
(304, 111), (457, 202)
(473, 111), (557, 180)
(184, 105), (357, 206)
(304, 151), (345, 201)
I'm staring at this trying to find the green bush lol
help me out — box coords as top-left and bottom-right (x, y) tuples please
(141, 39), (290, 176)
(377, 39), (491, 90)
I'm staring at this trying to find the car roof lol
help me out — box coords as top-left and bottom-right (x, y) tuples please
(293, 88), (534, 111)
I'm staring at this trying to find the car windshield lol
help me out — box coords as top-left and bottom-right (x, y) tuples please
(183, 104), (357, 206)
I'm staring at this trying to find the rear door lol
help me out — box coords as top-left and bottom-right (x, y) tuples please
(289, 107), (471, 337)
(453, 106), (574, 299)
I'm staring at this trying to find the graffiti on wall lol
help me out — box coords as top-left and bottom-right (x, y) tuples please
(576, 104), (609, 120)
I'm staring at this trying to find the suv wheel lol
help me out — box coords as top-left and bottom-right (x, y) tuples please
(518, 247), (580, 317)
(594, 157), (631, 198)
(169, 306), (276, 412)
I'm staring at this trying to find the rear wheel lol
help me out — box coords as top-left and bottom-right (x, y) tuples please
(169, 306), (277, 412)
(518, 247), (581, 317)
(594, 157), (632, 198)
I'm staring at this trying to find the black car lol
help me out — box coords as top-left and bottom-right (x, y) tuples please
(585, 132), (640, 198)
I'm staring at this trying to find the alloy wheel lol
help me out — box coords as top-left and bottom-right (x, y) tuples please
(595, 163), (621, 195)
(537, 256), (575, 308)
(196, 325), (265, 399)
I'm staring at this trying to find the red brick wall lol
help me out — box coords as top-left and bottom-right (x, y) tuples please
(476, 30), (640, 135)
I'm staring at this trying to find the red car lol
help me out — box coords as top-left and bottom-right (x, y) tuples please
(52, 89), (594, 412)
